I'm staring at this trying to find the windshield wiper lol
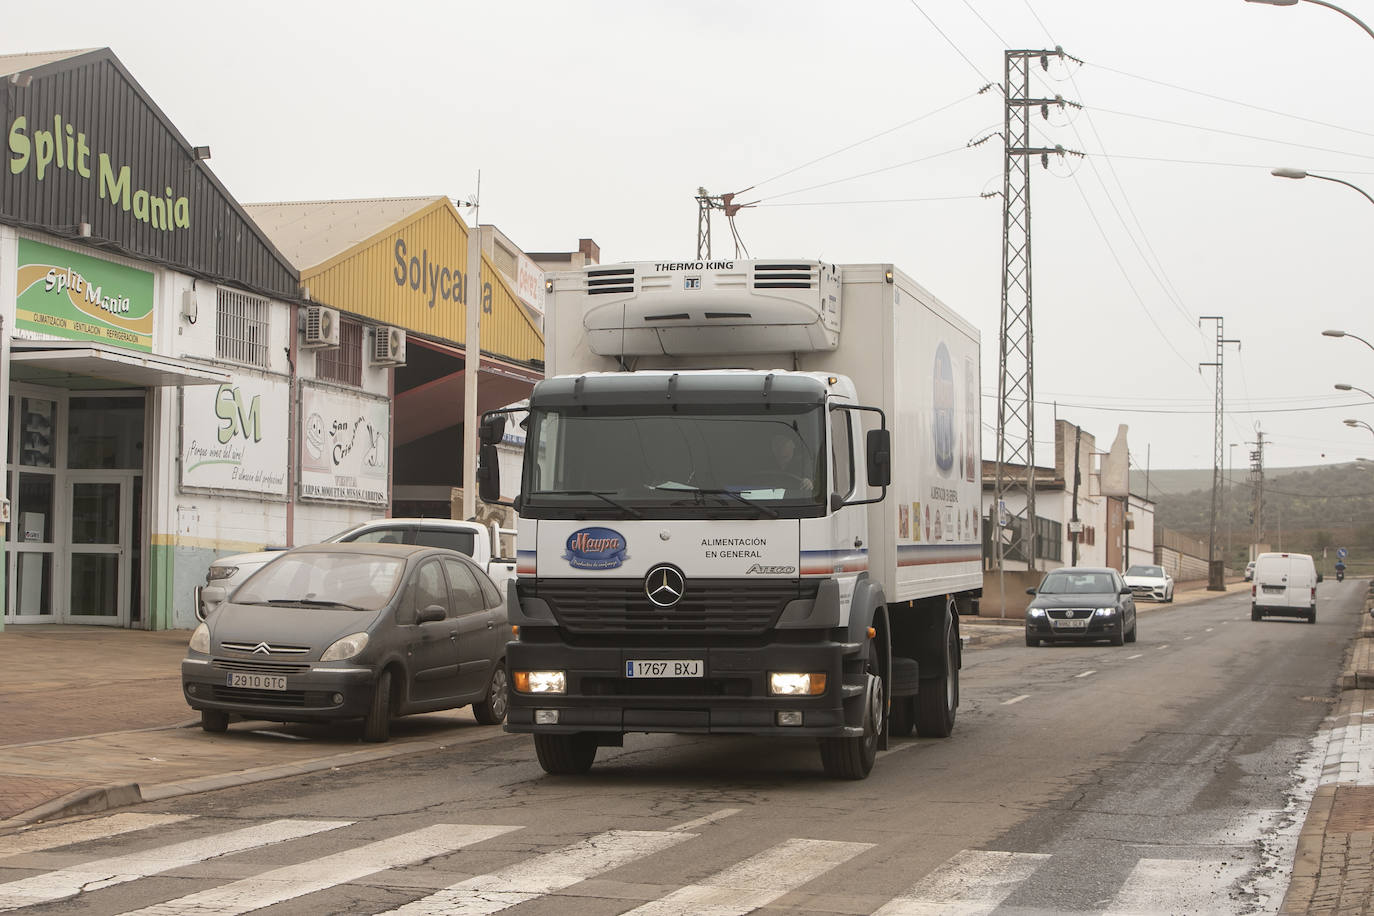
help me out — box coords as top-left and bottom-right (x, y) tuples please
(547, 490), (642, 518)
(264, 598), (367, 611)
(656, 486), (779, 519)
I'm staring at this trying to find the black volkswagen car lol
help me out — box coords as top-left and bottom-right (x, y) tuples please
(1024, 566), (1137, 647)
(182, 543), (509, 741)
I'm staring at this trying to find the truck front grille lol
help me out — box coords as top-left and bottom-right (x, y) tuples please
(525, 578), (813, 636)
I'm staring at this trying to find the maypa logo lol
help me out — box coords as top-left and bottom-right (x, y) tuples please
(562, 527), (629, 570)
(932, 342), (955, 476)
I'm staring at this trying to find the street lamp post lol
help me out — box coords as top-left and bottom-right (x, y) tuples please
(1272, 168), (1374, 207)
(1345, 418), (1374, 436)
(1325, 329), (1374, 353)
(1246, 0), (1374, 43)
(1337, 382), (1374, 401)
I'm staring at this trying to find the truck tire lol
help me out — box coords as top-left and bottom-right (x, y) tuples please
(915, 612), (958, 738)
(889, 695), (915, 737)
(534, 733), (598, 775)
(819, 666), (882, 779)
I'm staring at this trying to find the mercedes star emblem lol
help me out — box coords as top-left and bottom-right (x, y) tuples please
(645, 564), (686, 608)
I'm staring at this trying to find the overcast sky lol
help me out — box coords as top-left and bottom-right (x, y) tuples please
(7, 0), (1373, 477)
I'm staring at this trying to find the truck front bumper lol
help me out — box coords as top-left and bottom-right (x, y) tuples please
(505, 639), (864, 738)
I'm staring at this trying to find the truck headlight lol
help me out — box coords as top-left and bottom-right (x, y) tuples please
(513, 670), (566, 694)
(189, 622), (210, 654)
(206, 565), (237, 582)
(321, 632), (369, 661)
(769, 672), (827, 696)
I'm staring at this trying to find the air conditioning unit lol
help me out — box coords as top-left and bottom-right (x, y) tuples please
(301, 305), (340, 348)
(371, 326), (407, 366)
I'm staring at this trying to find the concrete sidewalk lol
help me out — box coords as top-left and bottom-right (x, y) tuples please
(0, 625), (499, 829)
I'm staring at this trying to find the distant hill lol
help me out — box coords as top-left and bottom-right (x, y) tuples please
(1139, 463), (1374, 573)
(1130, 465), (1321, 501)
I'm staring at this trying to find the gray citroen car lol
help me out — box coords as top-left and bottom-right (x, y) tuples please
(182, 542), (508, 741)
(1024, 566), (1137, 648)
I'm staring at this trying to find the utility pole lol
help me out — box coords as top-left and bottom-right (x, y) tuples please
(695, 188), (749, 259)
(1070, 425), (1082, 566)
(1249, 430), (1266, 557)
(1199, 317), (1240, 590)
(993, 47), (1082, 597)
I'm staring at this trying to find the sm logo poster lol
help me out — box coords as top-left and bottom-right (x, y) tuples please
(16, 239), (154, 351)
(180, 377), (290, 497)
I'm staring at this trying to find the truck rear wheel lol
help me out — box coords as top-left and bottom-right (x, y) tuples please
(915, 612), (958, 738)
(889, 695), (915, 737)
(819, 667), (882, 779)
(533, 733), (598, 775)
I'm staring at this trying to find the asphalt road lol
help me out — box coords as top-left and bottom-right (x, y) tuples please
(0, 580), (1363, 915)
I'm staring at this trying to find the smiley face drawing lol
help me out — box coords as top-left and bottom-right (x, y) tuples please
(305, 413), (325, 461)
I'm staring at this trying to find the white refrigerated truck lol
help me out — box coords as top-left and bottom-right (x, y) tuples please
(478, 259), (982, 779)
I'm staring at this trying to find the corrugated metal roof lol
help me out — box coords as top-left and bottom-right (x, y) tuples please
(245, 198), (442, 270)
(0, 48), (98, 77)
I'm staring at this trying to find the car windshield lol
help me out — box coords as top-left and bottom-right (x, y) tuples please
(1126, 566), (1163, 578)
(233, 552), (405, 611)
(1038, 572), (1117, 595)
(522, 404), (826, 516)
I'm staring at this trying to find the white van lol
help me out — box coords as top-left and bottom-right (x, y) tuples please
(1251, 552), (1321, 623)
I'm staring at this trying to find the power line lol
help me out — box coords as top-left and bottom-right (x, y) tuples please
(906, 0), (993, 84)
(1087, 106), (1374, 163)
(754, 194), (984, 207)
(753, 145), (972, 204)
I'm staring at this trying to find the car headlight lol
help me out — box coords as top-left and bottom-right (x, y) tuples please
(1094, 607), (1118, 617)
(321, 632), (370, 661)
(206, 565), (237, 582)
(189, 622), (210, 654)
(1027, 607), (1046, 618)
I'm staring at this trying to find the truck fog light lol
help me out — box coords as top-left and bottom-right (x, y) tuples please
(535, 709), (560, 725)
(514, 670), (566, 694)
(776, 710), (803, 726)
(769, 672), (827, 696)
(332, 693), (344, 705)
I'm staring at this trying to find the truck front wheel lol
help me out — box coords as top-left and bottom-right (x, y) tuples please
(819, 666), (883, 779)
(533, 733), (598, 775)
(915, 612), (958, 738)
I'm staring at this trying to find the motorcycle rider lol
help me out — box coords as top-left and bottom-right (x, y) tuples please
(1336, 559), (1347, 582)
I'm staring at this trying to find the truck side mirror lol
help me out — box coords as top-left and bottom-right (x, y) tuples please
(479, 413), (507, 447)
(866, 428), (891, 488)
(477, 444), (502, 503)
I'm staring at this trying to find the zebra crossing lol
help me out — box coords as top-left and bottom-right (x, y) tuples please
(0, 810), (1263, 914)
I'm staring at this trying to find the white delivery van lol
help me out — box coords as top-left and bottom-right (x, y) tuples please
(1251, 552), (1321, 623)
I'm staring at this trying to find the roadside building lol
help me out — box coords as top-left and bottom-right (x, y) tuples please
(981, 420), (1156, 614)
(244, 198), (547, 520)
(0, 48), (377, 631)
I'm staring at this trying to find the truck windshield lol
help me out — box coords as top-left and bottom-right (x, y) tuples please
(522, 405), (826, 517)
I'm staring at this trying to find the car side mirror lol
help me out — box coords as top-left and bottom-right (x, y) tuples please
(1317, 573), (1324, 583)
(418, 604), (446, 623)
(1025, 587), (1037, 596)
(1120, 587), (1131, 595)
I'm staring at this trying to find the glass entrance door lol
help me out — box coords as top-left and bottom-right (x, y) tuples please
(66, 476), (130, 625)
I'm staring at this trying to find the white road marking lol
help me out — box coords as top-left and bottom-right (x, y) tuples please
(1184, 635), (1193, 640)
(1205, 627), (1215, 632)
(1157, 644), (1170, 650)
(873, 849), (1050, 915)
(879, 741), (923, 756)
(1002, 695), (1030, 706)
(1074, 670), (1096, 679)
(621, 837), (873, 916)
(120, 824), (519, 916)
(671, 809), (741, 831)
(0, 818), (350, 911)
(383, 829), (691, 915)
(0, 814), (193, 859)
(1126, 654), (1143, 660)
(1103, 857), (1240, 916)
